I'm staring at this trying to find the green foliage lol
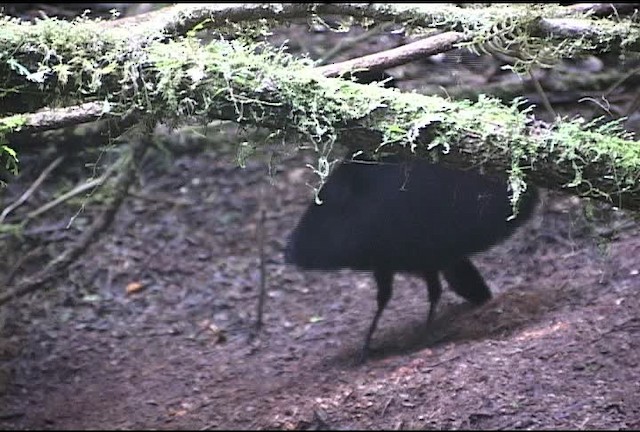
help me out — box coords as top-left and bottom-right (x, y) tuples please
(550, 116), (640, 202)
(1, 144), (18, 184)
(0, 114), (25, 185)
(1, 14), (121, 111)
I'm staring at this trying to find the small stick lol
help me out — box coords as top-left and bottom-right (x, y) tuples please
(25, 161), (118, 221)
(0, 155), (65, 224)
(254, 182), (268, 334)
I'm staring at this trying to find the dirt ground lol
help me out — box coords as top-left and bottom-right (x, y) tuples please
(1, 140), (639, 430)
(1, 12), (640, 431)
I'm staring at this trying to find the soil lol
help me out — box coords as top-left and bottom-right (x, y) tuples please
(1, 142), (639, 430)
(1, 14), (640, 431)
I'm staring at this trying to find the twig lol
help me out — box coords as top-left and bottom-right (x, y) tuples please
(602, 66), (640, 99)
(311, 410), (330, 430)
(419, 69), (637, 101)
(0, 137), (150, 306)
(424, 354), (461, 369)
(0, 411), (25, 421)
(528, 69), (557, 119)
(199, 421), (219, 431)
(625, 91), (640, 117)
(25, 161), (119, 221)
(1, 103), (140, 146)
(380, 396), (394, 417)
(579, 64), (640, 119)
(0, 155), (65, 224)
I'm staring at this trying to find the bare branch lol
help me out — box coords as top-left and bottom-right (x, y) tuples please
(25, 160), (118, 221)
(3, 103), (139, 142)
(316, 32), (468, 77)
(0, 155), (65, 224)
(15, 102), (115, 132)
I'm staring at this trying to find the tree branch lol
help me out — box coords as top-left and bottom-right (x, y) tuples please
(7, 102), (117, 133)
(536, 17), (638, 49)
(2, 3), (640, 213)
(101, 2), (640, 53)
(316, 32), (468, 77)
(0, 155), (64, 224)
(565, 3), (640, 16)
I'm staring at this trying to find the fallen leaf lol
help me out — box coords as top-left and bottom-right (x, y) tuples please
(126, 282), (145, 295)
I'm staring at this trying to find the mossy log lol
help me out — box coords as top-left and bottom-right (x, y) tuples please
(1, 3), (639, 212)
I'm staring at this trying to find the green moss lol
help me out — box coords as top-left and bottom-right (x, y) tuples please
(550, 117), (640, 200)
(1, 15), (122, 109)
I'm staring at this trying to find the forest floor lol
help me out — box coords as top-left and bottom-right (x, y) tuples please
(1, 142), (639, 430)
